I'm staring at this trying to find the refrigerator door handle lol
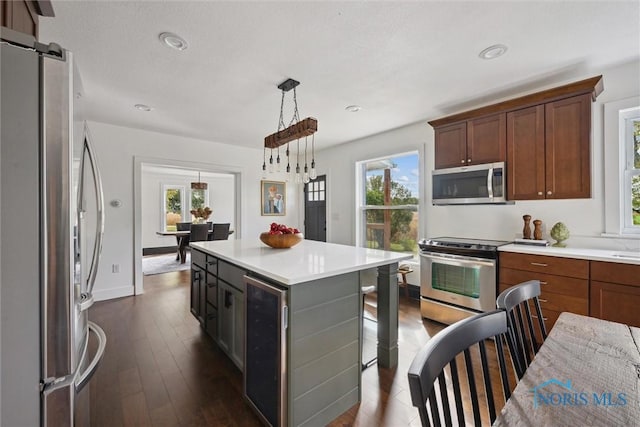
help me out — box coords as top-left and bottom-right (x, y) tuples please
(82, 123), (104, 302)
(75, 321), (107, 391)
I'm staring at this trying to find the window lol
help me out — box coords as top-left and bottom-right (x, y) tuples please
(623, 112), (640, 232)
(163, 185), (184, 231)
(356, 152), (419, 257)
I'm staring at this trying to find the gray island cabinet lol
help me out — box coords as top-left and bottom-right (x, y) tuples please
(190, 239), (411, 427)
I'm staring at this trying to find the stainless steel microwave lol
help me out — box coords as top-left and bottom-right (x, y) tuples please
(432, 162), (509, 205)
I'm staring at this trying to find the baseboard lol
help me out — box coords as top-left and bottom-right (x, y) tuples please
(143, 246), (177, 256)
(93, 285), (134, 302)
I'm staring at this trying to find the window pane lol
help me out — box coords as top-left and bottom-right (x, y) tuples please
(319, 191), (324, 201)
(165, 188), (182, 231)
(319, 181), (324, 191)
(364, 207), (418, 255)
(632, 175), (640, 226)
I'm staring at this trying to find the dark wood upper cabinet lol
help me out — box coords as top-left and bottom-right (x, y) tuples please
(434, 122), (467, 169)
(1, 0), (54, 39)
(466, 113), (506, 165)
(431, 75), (602, 200)
(544, 94), (591, 199)
(507, 105), (546, 200)
(434, 113), (505, 169)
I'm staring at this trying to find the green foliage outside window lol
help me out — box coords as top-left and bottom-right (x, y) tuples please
(633, 121), (640, 225)
(365, 173), (418, 252)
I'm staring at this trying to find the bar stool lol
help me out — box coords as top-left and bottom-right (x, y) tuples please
(361, 284), (377, 370)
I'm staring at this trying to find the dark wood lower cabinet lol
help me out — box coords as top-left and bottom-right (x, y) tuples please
(590, 261), (640, 328)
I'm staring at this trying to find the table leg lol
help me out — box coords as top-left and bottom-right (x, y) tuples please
(178, 236), (188, 264)
(376, 262), (399, 368)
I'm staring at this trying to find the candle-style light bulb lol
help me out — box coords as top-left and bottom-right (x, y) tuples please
(309, 159), (317, 180)
(268, 153), (274, 173)
(262, 162), (267, 179)
(303, 164), (310, 184)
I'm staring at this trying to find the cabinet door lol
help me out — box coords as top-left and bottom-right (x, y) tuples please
(466, 113), (506, 165)
(218, 282), (233, 355)
(545, 94), (591, 199)
(434, 122), (467, 169)
(231, 285), (245, 370)
(590, 281), (640, 328)
(190, 266), (205, 324)
(1, 1), (39, 38)
(218, 282), (244, 369)
(507, 105), (545, 200)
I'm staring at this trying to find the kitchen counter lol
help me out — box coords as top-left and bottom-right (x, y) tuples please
(190, 238), (412, 285)
(499, 243), (640, 265)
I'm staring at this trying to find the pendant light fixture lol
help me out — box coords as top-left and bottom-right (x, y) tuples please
(263, 78), (318, 183)
(191, 171), (207, 190)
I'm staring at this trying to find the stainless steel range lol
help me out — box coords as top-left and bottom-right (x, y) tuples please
(418, 237), (511, 325)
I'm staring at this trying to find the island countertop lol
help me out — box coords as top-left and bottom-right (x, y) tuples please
(190, 238), (412, 285)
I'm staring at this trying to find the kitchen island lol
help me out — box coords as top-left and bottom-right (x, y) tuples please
(190, 238), (411, 427)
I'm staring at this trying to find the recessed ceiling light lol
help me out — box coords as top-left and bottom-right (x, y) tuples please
(134, 104), (153, 112)
(479, 44), (508, 60)
(345, 105), (362, 112)
(159, 32), (188, 51)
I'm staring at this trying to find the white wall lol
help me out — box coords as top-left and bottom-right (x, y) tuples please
(141, 168), (236, 249)
(87, 121), (302, 301)
(317, 60), (640, 256)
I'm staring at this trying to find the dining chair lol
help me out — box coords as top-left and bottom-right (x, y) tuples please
(496, 279), (547, 379)
(175, 222), (191, 260)
(189, 223), (210, 243)
(407, 310), (516, 426)
(210, 223), (231, 241)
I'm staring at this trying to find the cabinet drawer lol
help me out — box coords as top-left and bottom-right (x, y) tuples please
(591, 261), (640, 288)
(500, 252), (588, 279)
(499, 282), (588, 315)
(192, 249), (207, 268)
(206, 273), (218, 306)
(590, 281), (640, 328)
(499, 267), (589, 299)
(206, 255), (218, 274)
(205, 303), (218, 339)
(218, 260), (247, 293)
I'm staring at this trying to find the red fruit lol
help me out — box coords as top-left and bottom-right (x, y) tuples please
(274, 230), (283, 235)
(293, 228), (300, 233)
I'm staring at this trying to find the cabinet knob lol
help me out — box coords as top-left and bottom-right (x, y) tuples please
(461, 159), (465, 164)
(538, 191), (543, 196)
(547, 190), (552, 195)
(467, 158), (471, 163)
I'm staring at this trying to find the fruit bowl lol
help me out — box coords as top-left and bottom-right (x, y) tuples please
(259, 232), (304, 249)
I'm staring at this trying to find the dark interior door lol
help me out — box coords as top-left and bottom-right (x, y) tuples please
(304, 175), (326, 242)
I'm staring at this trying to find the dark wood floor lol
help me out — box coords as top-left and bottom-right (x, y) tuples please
(89, 270), (511, 426)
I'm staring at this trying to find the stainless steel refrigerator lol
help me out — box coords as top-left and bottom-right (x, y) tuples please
(1, 27), (106, 426)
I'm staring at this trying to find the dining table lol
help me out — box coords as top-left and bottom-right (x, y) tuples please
(156, 229), (234, 263)
(493, 312), (640, 426)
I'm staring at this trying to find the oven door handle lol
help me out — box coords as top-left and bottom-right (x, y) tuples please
(420, 252), (496, 268)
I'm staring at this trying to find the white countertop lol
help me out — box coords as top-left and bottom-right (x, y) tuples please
(190, 239), (413, 285)
(499, 243), (640, 265)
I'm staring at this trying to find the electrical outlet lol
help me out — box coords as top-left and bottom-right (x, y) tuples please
(112, 264), (119, 273)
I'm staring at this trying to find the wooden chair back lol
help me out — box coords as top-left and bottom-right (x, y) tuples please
(496, 280), (547, 378)
(407, 310), (516, 426)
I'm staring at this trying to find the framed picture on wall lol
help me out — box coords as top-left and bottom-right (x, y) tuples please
(261, 180), (286, 216)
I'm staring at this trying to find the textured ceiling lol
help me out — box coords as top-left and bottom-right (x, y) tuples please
(39, 1), (640, 151)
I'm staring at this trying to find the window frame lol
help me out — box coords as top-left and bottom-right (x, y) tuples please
(355, 151), (420, 258)
(622, 109), (640, 234)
